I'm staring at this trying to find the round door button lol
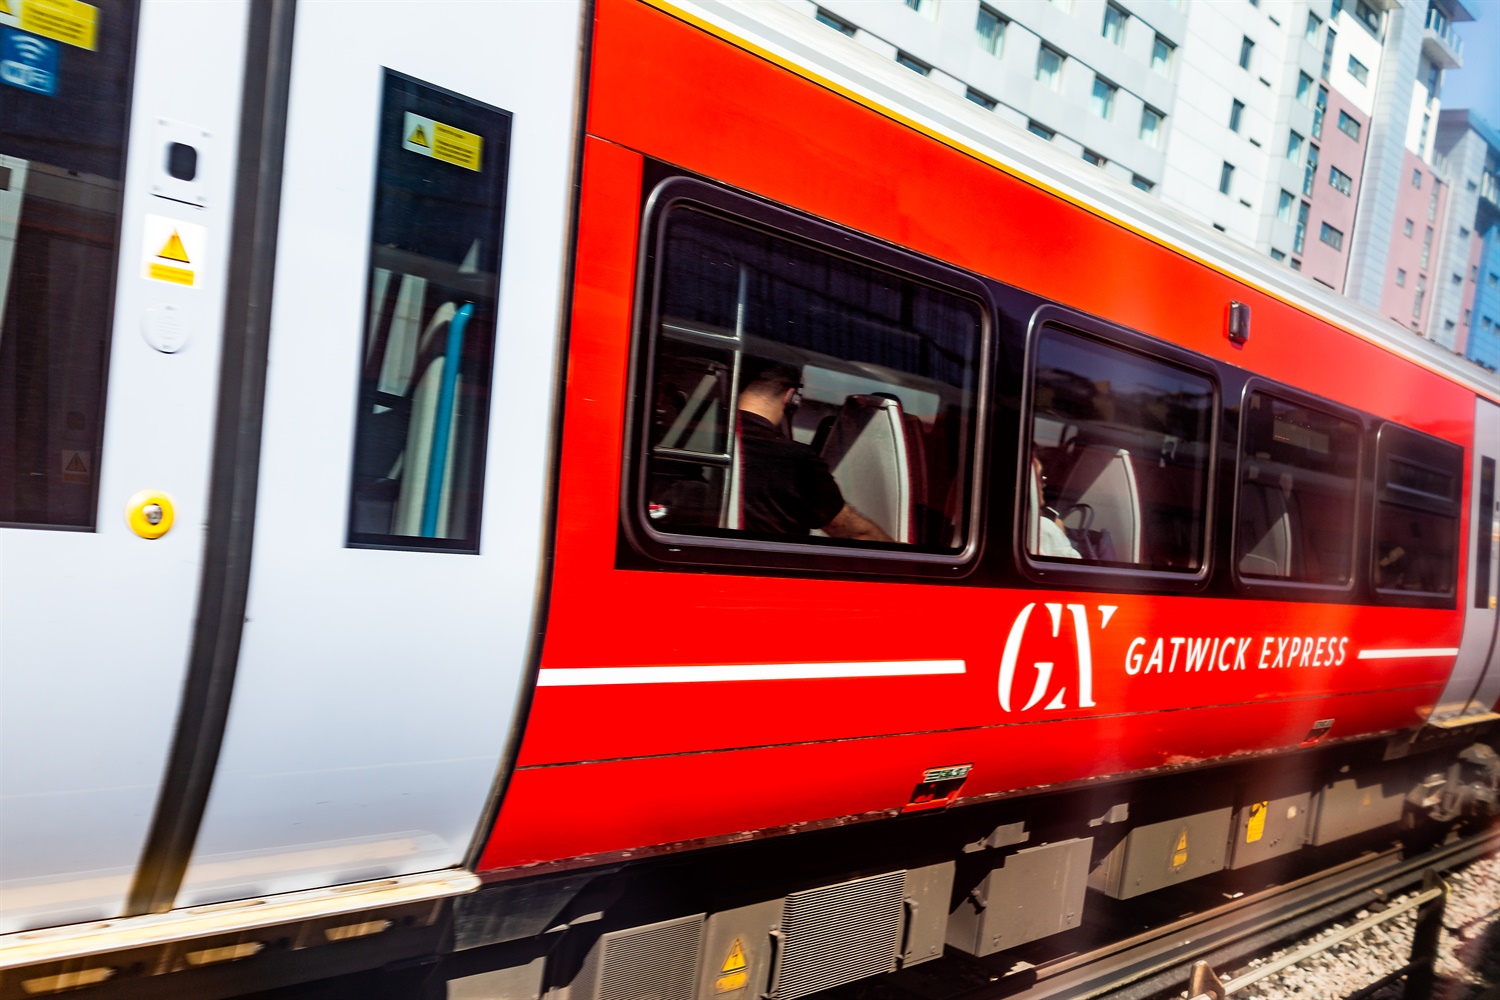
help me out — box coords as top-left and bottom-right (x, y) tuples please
(126, 490), (175, 539)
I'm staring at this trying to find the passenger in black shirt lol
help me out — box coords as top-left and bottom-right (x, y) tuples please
(736, 361), (893, 542)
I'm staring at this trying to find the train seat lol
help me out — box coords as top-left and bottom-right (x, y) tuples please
(1238, 467), (1304, 578)
(1056, 444), (1141, 563)
(816, 394), (915, 542)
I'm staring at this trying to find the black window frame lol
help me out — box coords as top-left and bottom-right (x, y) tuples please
(1017, 305), (1220, 592)
(1230, 379), (1364, 599)
(621, 174), (993, 578)
(1370, 422), (1463, 607)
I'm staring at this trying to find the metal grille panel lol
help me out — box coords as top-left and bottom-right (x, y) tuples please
(576, 915), (703, 1000)
(775, 871), (905, 1000)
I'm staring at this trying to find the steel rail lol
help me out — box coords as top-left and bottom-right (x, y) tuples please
(966, 826), (1500, 1000)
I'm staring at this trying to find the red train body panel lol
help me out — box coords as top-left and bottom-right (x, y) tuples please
(477, 0), (1479, 875)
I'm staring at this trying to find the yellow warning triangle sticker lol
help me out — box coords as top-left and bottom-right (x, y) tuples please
(409, 124), (429, 148)
(65, 453), (87, 473)
(157, 231), (191, 264)
(721, 940), (746, 974)
(1172, 830), (1189, 868)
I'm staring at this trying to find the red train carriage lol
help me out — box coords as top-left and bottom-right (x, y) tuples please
(1, 0), (1498, 997)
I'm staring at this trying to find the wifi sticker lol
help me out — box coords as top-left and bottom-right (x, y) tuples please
(0, 29), (58, 96)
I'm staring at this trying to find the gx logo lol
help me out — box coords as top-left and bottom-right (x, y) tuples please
(998, 603), (1116, 712)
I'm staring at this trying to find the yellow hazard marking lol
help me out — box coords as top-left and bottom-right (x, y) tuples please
(157, 231), (190, 264)
(20, 0), (97, 50)
(402, 111), (482, 172)
(149, 262), (194, 286)
(715, 938), (748, 993)
(0, 1), (13, 15)
(1246, 801), (1267, 843)
(1172, 830), (1188, 868)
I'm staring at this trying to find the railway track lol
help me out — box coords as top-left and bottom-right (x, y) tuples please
(831, 826), (1500, 1000)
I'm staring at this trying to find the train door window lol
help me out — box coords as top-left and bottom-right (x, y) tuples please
(1372, 424), (1462, 599)
(1234, 391), (1360, 587)
(1026, 325), (1215, 575)
(345, 72), (510, 551)
(636, 182), (985, 563)
(0, 2), (140, 528)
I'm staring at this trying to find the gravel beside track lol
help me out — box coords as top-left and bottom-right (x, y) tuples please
(1187, 850), (1500, 1000)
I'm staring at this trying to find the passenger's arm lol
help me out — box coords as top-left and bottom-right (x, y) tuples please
(823, 504), (895, 542)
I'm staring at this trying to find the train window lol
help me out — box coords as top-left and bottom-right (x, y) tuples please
(1027, 327), (1214, 573)
(0, 2), (140, 529)
(1372, 423), (1462, 598)
(638, 194), (983, 557)
(345, 72), (511, 552)
(1234, 392), (1360, 586)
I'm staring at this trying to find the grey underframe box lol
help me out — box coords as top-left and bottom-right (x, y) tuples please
(1089, 806), (1232, 900)
(947, 838), (1093, 957)
(1228, 789), (1312, 869)
(1309, 772), (1409, 845)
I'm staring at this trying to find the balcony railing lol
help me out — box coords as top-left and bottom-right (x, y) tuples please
(1424, 7), (1463, 67)
(1481, 170), (1500, 209)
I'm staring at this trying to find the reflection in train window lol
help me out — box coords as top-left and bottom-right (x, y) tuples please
(0, 2), (140, 529)
(346, 72), (511, 552)
(1028, 329), (1214, 571)
(643, 204), (982, 551)
(1235, 393), (1359, 585)
(1373, 424), (1462, 596)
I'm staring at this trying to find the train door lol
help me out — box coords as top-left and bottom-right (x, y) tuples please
(1436, 397), (1500, 721)
(0, 2), (250, 931)
(172, 1), (585, 906)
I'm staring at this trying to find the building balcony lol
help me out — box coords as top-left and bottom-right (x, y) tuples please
(1423, 7), (1464, 69)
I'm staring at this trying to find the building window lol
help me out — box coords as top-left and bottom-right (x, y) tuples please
(1319, 222), (1344, 249)
(1239, 36), (1254, 70)
(1306, 12), (1321, 42)
(1414, 275), (1426, 319)
(1336, 110), (1360, 140)
(1313, 86), (1328, 138)
(1304, 143), (1319, 197)
(1412, 168), (1422, 188)
(1229, 99), (1245, 132)
(1291, 258), (1302, 270)
(1473, 265), (1480, 281)
(1461, 227), (1471, 238)
(1277, 189), (1294, 222)
(815, 8), (856, 35)
(1091, 76), (1117, 119)
(1028, 120), (1055, 141)
(1132, 174), (1154, 192)
(1347, 55), (1369, 84)
(1287, 130), (1304, 161)
(966, 87), (997, 110)
(1297, 72), (1314, 107)
(1354, 0), (1381, 33)
(1419, 112), (1431, 152)
(1294, 201), (1309, 253)
(1152, 34), (1174, 75)
(1102, 3), (1127, 45)
(904, 0), (923, 9)
(975, 5), (1005, 55)
(1428, 183), (1440, 221)
(1404, 218), (1414, 237)
(1271, 248), (1287, 261)
(1140, 106), (1164, 147)
(1453, 273), (1464, 285)
(1422, 227), (1433, 269)
(1491, 272), (1499, 288)
(1328, 165), (1353, 195)
(1082, 149), (1106, 167)
(1396, 268), (1406, 286)
(1219, 161), (1235, 195)
(1321, 28), (1337, 79)
(1036, 46), (1064, 90)
(896, 51), (930, 75)
(1463, 308), (1471, 325)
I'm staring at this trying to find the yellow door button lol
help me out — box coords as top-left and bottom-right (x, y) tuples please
(126, 490), (175, 539)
